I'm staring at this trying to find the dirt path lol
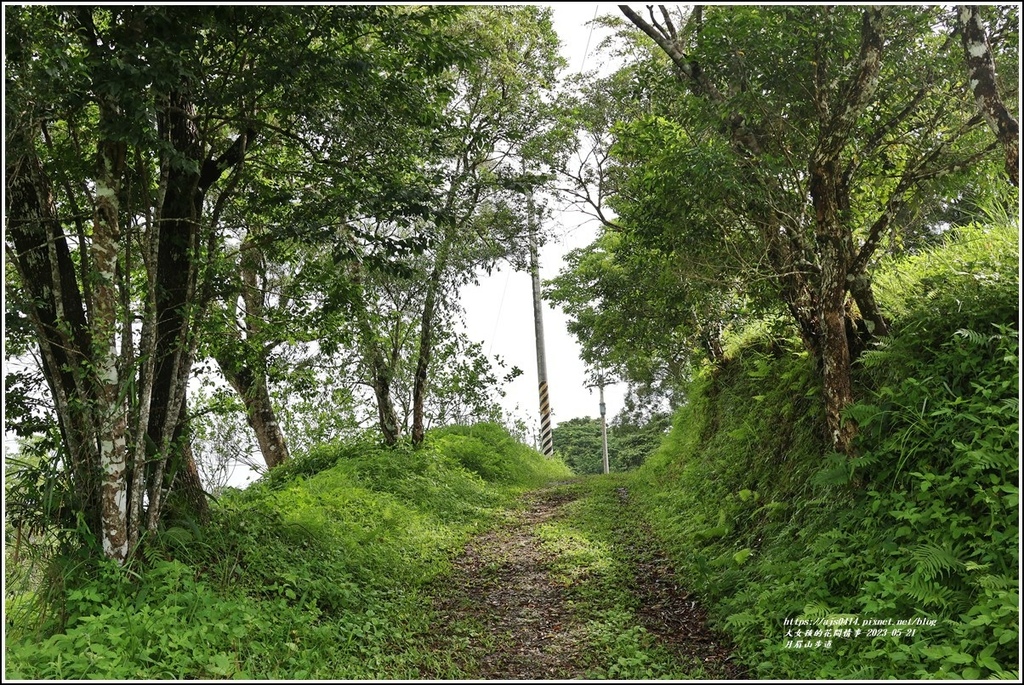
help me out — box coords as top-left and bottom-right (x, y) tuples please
(611, 486), (744, 679)
(427, 484), (588, 679)
(424, 480), (745, 680)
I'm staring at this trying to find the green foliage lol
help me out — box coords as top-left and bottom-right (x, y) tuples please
(553, 413), (671, 474)
(629, 221), (1019, 679)
(5, 2), (487, 552)
(5, 559), (262, 679)
(553, 417), (606, 474)
(554, 5), (1015, 442)
(429, 422), (572, 487)
(5, 423), (568, 679)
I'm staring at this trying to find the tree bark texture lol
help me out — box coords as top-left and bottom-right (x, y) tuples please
(371, 346), (403, 446)
(6, 142), (103, 538)
(212, 238), (292, 469)
(411, 259), (446, 446)
(957, 5), (1019, 187)
(219, 361), (292, 469)
(91, 103), (130, 561)
(147, 91), (254, 524)
(810, 160), (857, 455)
(147, 90), (208, 528)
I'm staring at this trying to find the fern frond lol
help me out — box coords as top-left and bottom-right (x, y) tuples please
(811, 453), (853, 487)
(905, 573), (953, 608)
(976, 574), (1017, 592)
(844, 403), (885, 427)
(725, 611), (759, 629)
(910, 542), (961, 579)
(954, 328), (989, 346)
(801, 600), (832, 621)
(810, 530), (844, 554)
(859, 345), (892, 369)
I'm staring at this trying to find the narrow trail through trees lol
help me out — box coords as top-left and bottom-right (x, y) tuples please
(423, 479), (745, 679)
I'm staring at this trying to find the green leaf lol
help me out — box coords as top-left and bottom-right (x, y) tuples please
(945, 652), (975, 665)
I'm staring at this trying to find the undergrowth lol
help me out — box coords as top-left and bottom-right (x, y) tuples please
(4, 422), (571, 679)
(630, 221), (1019, 679)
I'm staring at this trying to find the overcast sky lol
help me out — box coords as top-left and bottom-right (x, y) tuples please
(460, 4), (628, 445)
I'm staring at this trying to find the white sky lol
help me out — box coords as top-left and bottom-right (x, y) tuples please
(460, 4), (628, 444)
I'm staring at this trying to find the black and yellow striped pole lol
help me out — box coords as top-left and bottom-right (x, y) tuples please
(528, 193), (554, 457)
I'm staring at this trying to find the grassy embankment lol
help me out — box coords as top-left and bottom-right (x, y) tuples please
(628, 220), (1019, 679)
(5, 423), (571, 679)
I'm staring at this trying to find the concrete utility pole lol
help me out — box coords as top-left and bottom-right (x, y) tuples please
(528, 192), (554, 457)
(586, 374), (611, 474)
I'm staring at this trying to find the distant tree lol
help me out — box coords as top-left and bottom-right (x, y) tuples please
(610, 410), (672, 471)
(552, 410), (671, 474)
(552, 417), (605, 475)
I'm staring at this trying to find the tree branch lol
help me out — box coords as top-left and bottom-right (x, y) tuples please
(199, 127), (257, 193)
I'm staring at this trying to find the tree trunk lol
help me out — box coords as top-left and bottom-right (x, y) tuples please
(6, 139), (103, 538)
(218, 360), (291, 469)
(351, 266), (403, 446)
(91, 105), (130, 562)
(811, 158), (857, 456)
(216, 238), (291, 469)
(161, 398), (210, 524)
(147, 90), (254, 523)
(700, 323), (725, 364)
(958, 5), (1019, 187)
(848, 272), (890, 338)
(411, 262), (445, 446)
(147, 90), (207, 526)
(371, 345), (402, 446)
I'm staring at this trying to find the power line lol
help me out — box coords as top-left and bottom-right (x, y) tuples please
(579, 4), (600, 73)
(486, 266), (514, 357)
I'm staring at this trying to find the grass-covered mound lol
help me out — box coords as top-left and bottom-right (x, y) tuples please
(4, 422), (571, 680)
(630, 222), (1019, 679)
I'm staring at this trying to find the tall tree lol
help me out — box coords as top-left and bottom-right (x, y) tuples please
(957, 5), (1019, 186)
(599, 4), (1010, 454)
(6, 6), (239, 559)
(198, 5), (474, 457)
(334, 5), (564, 446)
(407, 5), (565, 446)
(4, 5), (472, 560)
